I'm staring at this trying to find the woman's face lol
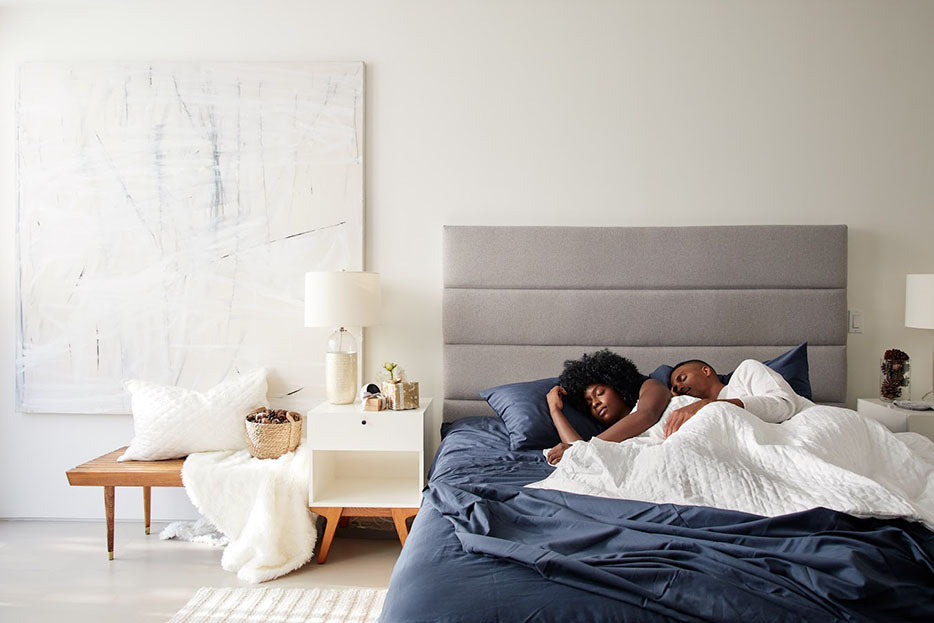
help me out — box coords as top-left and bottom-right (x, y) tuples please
(582, 384), (629, 426)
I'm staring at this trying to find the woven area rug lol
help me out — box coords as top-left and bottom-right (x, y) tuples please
(169, 586), (387, 623)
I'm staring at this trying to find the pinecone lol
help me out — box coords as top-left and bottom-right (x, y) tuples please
(880, 377), (904, 400)
(883, 349), (909, 363)
(246, 407), (291, 424)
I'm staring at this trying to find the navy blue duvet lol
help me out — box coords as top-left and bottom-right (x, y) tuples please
(380, 417), (934, 622)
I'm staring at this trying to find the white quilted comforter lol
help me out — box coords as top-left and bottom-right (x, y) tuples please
(528, 396), (934, 528)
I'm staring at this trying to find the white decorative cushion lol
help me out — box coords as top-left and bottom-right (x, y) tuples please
(119, 369), (269, 461)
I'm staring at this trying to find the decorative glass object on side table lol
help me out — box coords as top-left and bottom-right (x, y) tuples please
(879, 349), (910, 402)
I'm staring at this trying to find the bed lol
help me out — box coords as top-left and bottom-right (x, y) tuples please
(380, 225), (934, 622)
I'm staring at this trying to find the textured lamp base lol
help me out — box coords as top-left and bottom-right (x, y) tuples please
(326, 352), (357, 404)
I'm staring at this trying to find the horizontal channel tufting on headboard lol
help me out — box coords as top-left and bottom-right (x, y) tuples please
(442, 225), (848, 422)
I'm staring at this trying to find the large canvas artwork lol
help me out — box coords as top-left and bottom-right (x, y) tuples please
(16, 62), (364, 413)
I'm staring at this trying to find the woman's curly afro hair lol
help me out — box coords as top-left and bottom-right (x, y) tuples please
(559, 349), (644, 411)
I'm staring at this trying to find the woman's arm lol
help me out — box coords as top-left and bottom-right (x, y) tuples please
(547, 386), (583, 444)
(597, 378), (670, 442)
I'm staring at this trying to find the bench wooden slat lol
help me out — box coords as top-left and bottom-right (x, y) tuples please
(66, 447), (185, 487)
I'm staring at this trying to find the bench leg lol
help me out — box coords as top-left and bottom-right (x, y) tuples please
(143, 486), (151, 535)
(104, 486), (115, 560)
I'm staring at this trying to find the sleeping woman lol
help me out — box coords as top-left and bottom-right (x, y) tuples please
(546, 349), (670, 465)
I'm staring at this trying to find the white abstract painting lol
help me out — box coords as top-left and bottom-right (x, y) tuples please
(16, 62), (364, 413)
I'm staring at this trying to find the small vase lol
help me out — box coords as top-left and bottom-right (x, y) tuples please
(880, 351), (910, 402)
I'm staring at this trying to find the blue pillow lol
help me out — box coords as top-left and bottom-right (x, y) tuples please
(648, 365), (675, 387)
(650, 343), (812, 400)
(480, 377), (605, 451)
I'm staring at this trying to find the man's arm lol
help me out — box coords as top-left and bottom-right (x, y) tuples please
(726, 360), (798, 423)
(597, 379), (670, 442)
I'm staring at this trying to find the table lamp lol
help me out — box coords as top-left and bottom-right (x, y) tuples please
(304, 271), (381, 404)
(905, 274), (934, 400)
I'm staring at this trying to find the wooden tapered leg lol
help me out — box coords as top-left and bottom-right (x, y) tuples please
(104, 486), (115, 560)
(390, 508), (418, 547)
(143, 486), (151, 535)
(310, 507), (343, 563)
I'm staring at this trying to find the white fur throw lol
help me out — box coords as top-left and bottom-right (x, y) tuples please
(120, 368), (268, 461)
(181, 445), (316, 583)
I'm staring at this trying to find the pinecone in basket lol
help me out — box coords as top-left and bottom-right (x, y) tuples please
(246, 407), (292, 424)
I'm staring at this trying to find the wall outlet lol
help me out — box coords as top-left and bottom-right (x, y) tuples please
(848, 309), (863, 334)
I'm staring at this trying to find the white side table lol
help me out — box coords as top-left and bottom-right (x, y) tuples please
(856, 398), (934, 440)
(307, 397), (432, 563)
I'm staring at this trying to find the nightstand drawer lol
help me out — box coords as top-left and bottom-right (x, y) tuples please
(308, 411), (423, 451)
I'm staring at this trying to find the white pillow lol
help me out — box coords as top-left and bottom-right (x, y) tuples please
(119, 368), (268, 461)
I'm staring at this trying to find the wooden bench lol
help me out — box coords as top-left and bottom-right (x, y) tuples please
(65, 447), (184, 560)
(66, 448), (394, 564)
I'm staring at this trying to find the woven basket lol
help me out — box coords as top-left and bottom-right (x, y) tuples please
(244, 408), (303, 459)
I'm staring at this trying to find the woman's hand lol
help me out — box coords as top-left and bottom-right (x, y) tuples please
(546, 385), (567, 414)
(546, 442), (571, 465)
(664, 399), (712, 438)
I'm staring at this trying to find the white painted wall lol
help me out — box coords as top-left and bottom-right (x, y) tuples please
(1, 0), (932, 520)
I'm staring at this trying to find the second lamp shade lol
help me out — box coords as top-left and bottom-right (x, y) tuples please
(906, 274), (934, 330)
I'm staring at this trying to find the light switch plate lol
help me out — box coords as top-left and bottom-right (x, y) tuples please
(848, 309), (862, 333)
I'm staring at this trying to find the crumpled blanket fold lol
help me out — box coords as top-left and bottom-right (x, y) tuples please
(159, 515), (229, 547)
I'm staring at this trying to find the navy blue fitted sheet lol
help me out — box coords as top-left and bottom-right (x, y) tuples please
(380, 417), (934, 623)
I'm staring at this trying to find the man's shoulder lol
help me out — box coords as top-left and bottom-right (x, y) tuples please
(732, 359), (771, 376)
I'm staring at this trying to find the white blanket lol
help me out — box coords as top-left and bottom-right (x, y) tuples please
(529, 396), (934, 528)
(181, 445), (316, 583)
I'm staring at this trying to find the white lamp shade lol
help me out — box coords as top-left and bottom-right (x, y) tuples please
(304, 271), (381, 328)
(905, 274), (934, 329)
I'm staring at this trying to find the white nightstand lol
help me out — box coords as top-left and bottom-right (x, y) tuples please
(307, 397), (432, 563)
(856, 398), (934, 440)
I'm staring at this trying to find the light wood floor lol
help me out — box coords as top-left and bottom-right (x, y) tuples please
(0, 519), (401, 623)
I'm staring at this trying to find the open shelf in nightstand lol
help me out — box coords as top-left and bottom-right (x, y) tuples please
(309, 449), (422, 508)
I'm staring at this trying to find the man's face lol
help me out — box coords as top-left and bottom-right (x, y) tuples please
(582, 384), (628, 426)
(670, 363), (714, 398)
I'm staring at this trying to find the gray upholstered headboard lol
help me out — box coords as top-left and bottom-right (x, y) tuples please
(442, 225), (847, 421)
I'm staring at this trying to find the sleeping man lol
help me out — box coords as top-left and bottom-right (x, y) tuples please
(665, 359), (814, 437)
